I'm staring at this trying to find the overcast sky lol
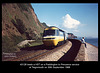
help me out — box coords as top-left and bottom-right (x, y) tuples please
(31, 3), (98, 38)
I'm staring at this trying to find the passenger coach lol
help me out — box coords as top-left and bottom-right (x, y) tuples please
(42, 26), (67, 46)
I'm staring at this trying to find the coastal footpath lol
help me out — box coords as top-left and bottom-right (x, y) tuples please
(75, 42), (98, 61)
(85, 43), (98, 61)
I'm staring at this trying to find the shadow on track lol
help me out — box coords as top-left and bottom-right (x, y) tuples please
(20, 44), (57, 51)
(58, 39), (82, 61)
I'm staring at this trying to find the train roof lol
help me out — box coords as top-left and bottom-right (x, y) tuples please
(45, 26), (65, 32)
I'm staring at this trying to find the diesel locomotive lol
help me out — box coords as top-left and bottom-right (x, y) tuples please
(42, 26), (67, 46)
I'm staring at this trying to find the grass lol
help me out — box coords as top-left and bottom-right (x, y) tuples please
(8, 12), (12, 19)
(23, 12), (29, 20)
(29, 40), (43, 47)
(2, 35), (43, 53)
(2, 35), (25, 53)
(17, 3), (29, 12)
(11, 18), (26, 34)
(19, 40), (43, 49)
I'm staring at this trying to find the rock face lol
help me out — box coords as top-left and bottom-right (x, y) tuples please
(17, 40), (35, 48)
(2, 3), (47, 52)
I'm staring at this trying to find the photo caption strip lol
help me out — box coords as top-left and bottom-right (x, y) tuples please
(20, 63), (80, 69)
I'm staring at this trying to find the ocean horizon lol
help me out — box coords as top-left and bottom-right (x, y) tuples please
(77, 37), (98, 47)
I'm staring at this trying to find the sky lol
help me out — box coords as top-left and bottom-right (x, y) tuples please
(31, 3), (98, 38)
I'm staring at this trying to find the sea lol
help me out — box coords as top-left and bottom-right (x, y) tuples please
(77, 38), (98, 47)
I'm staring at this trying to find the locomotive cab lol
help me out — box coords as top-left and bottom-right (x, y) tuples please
(42, 26), (66, 46)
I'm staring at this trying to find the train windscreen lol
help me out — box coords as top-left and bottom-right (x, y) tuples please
(43, 30), (57, 36)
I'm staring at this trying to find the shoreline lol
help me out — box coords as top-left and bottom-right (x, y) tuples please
(86, 42), (98, 48)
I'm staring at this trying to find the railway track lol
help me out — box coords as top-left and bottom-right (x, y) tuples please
(12, 50), (48, 61)
(3, 40), (69, 61)
(26, 41), (69, 61)
(2, 45), (47, 61)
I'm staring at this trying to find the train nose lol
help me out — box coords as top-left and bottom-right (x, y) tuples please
(43, 39), (58, 46)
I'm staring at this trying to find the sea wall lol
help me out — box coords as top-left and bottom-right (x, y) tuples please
(75, 42), (98, 61)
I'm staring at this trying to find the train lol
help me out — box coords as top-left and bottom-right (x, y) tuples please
(42, 26), (67, 46)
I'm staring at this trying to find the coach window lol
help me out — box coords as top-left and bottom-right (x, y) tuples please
(55, 30), (59, 36)
(59, 31), (63, 36)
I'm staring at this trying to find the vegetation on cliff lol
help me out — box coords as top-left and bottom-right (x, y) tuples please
(2, 3), (48, 52)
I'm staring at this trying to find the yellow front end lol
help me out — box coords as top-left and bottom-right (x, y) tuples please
(42, 36), (59, 46)
(43, 39), (58, 46)
(42, 36), (64, 46)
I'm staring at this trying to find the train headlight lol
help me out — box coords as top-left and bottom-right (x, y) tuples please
(43, 38), (55, 40)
